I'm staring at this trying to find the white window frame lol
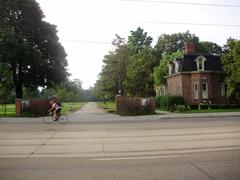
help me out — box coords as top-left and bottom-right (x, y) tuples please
(168, 64), (172, 75)
(195, 56), (206, 71)
(193, 82), (199, 100)
(202, 82), (208, 99)
(220, 83), (226, 97)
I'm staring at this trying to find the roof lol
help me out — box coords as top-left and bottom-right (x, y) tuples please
(178, 54), (223, 72)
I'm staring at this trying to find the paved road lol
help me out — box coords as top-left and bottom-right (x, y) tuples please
(0, 102), (240, 180)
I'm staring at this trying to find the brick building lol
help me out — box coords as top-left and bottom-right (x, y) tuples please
(165, 43), (229, 105)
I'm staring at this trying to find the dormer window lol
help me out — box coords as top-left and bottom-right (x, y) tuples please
(172, 63), (175, 74)
(168, 64), (172, 75)
(168, 61), (175, 75)
(195, 56), (206, 71)
(173, 60), (180, 73)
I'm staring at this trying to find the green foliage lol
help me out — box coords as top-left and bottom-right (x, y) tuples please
(154, 31), (199, 60)
(156, 95), (185, 110)
(196, 41), (222, 55)
(97, 101), (116, 113)
(175, 105), (187, 112)
(94, 35), (128, 99)
(0, 104), (16, 116)
(154, 51), (184, 86)
(125, 47), (156, 97)
(124, 27), (157, 97)
(128, 27), (153, 55)
(221, 38), (240, 97)
(41, 79), (83, 102)
(0, 0), (68, 98)
(61, 102), (85, 114)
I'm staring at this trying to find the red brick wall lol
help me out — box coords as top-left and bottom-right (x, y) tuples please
(29, 99), (51, 115)
(181, 74), (192, 105)
(167, 72), (227, 105)
(167, 75), (182, 95)
(15, 99), (53, 116)
(15, 99), (22, 116)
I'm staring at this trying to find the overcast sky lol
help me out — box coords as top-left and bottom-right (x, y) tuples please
(36, 0), (240, 89)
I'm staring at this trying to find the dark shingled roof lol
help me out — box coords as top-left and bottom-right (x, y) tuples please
(178, 54), (223, 72)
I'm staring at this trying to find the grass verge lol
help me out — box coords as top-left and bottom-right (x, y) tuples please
(97, 101), (116, 113)
(0, 102), (86, 117)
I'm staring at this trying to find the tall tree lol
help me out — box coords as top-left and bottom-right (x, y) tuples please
(154, 31), (199, 60)
(125, 27), (156, 97)
(95, 35), (128, 99)
(221, 38), (240, 97)
(125, 47), (156, 96)
(197, 41), (222, 55)
(0, 0), (68, 98)
(128, 27), (153, 55)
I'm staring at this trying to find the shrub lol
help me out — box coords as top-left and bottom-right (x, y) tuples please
(176, 105), (186, 112)
(189, 105), (198, 109)
(168, 95), (185, 106)
(156, 95), (185, 111)
(156, 96), (168, 109)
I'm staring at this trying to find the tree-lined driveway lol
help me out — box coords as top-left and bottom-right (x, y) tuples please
(0, 102), (240, 179)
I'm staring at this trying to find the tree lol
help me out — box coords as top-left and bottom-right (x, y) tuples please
(197, 41), (222, 55)
(125, 47), (156, 96)
(154, 51), (184, 86)
(94, 35), (128, 99)
(125, 27), (157, 97)
(128, 27), (153, 55)
(154, 31), (199, 60)
(0, 63), (14, 103)
(0, 0), (68, 98)
(41, 79), (83, 102)
(221, 38), (240, 97)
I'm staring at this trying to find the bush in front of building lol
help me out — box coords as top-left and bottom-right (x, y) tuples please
(156, 95), (185, 111)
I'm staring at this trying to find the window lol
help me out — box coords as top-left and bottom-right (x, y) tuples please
(168, 64), (172, 75)
(198, 59), (203, 70)
(172, 64), (175, 74)
(194, 82), (199, 100)
(221, 83), (226, 97)
(176, 86), (180, 95)
(202, 82), (208, 99)
(174, 61), (180, 73)
(195, 56), (206, 71)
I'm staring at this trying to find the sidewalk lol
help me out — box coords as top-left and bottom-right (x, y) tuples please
(156, 110), (240, 119)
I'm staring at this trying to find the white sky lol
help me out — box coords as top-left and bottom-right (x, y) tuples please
(36, 0), (240, 89)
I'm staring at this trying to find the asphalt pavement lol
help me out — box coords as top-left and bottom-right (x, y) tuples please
(0, 102), (240, 180)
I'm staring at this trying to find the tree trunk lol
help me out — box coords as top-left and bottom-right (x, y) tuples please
(11, 63), (23, 99)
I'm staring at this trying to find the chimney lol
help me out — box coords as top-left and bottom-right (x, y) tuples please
(184, 43), (195, 54)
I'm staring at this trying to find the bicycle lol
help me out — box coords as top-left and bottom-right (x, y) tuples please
(42, 112), (68, 124)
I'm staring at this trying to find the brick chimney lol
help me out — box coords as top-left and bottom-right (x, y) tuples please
(184, 43), (195, 54)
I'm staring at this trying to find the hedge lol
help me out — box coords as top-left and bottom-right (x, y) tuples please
(156, 95), (185, 109)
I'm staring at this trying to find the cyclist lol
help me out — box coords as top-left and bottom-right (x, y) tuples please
(48, 100), (61, 121)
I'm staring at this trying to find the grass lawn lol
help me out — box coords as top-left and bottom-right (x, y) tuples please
(0, 104), (16, 117)
(0, 102), (86, 117)
(179, 108), (240, 113)
(61, 102), (86, 114)
(157, 108), (240, 113)
(97, 101), (116, 113)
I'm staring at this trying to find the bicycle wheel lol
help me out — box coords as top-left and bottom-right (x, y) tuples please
(58, 115), (68, 124)
(42, 116), (54, 124)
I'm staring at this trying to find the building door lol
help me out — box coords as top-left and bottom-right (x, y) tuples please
(202, 82), (208, 99)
